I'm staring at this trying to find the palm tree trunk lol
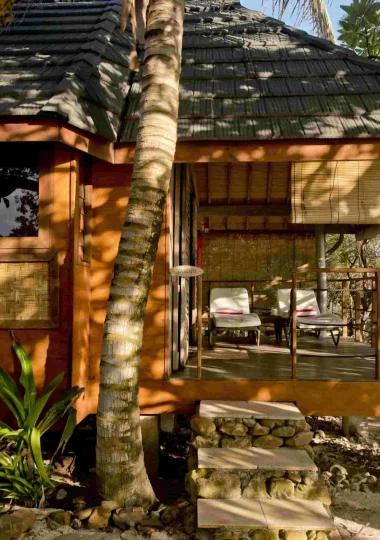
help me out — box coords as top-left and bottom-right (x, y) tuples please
(96, 0), (185, 507)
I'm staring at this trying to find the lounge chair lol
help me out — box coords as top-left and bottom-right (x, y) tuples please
(277, 288), (346, 346)
(209, 287), (261, 347)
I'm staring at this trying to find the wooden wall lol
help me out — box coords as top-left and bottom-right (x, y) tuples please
(0, 145), (75, 420)
(82, 160), (169, 421)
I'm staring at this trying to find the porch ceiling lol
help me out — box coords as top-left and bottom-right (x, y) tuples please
(194, 161), (294, 231)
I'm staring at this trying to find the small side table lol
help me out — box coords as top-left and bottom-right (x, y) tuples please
(260, 314), (289, 344)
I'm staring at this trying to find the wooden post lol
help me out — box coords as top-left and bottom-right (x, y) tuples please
(376, 272), (380, 380)
(355, 282), (362, 343)
(372, 278), (377, 348)
(315, 225), (327, 338)
(342, 280), (348, 338)
(291, 271), (297, 380)
(197, 274), (203, 380)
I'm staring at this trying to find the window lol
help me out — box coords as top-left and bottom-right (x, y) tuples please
(0, 166), (39, 237)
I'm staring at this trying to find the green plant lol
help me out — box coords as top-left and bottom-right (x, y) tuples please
(0, 333), (84, 505)
(338, 0), (380, 59)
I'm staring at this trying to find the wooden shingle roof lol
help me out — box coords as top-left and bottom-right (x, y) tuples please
(2, 0), (380, 142)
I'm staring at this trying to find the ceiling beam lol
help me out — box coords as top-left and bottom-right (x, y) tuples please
(198, 204), (290, 217)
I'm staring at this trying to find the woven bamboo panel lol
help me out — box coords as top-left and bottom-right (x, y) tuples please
(292, 160), (380, 224)
(0, 262), (50, 321)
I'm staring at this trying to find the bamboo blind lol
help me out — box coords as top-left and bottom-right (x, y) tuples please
(0, 262), (50, 322)
(292, 161), (380, 224)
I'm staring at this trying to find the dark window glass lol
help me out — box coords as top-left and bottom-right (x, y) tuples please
(0, 167), (39, 237)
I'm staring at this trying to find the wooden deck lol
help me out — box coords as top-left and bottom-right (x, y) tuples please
(172, 336), (376, 381)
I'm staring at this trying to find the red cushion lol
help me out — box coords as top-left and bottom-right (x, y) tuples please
(215, 311), (243, 315)
(296, 308), (317, 317)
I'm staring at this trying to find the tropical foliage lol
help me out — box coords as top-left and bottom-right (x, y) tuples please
(0, 334), (83, 506)
(338, 0), (380, 58)
(269, 0), (335, 41)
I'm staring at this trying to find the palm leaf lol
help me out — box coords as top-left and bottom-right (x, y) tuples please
(270, 0), (335, 41)
(52, 407), (77, 459)
(12, 335), (37, 413)
(0, 371), (26, 426)
(37, 386), (83, 435)
(25, 372), (64, 429)
(29, 428), (53, 486)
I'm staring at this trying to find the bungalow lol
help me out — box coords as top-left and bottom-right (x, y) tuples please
(1, 0), (380, 423)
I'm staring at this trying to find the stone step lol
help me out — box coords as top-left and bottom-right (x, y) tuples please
(197, 499), (335, 531)
(199, 400), (304, 420)
(198, 447), (318, 471)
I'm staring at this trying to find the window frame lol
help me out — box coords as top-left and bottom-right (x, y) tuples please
(0, 150), (52, 250)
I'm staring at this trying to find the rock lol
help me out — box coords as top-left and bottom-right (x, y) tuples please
(313, 430), (326, 440)
(250, 531), (280, 540)
(315, 534), (329, 540)
(242, 474), (268, 498)
(183, 505), (197, 535)
(0, 506), (11, 514)
(50, 510), (72, 526)
(327, 531), (341, 540)
(187, 455), (197, 470)
(330, 464), (348, 476)
(269, 470), (285, 478)
(295, 484), (331, 505)
(250, 424), (270, 436)
(112, 513), (127, 531)
(269, 478), (295, 498)
(160, 506), (181, 525)
(365, 474), (377, 485)
(195, 530), (214, 540)
(55, 488), (68, 501)
(191, 433), (220, 448)
(221, 435), (252, 449)
(197, 470), (241, 499)
(53, 534), (120, 540)
(296, 445), (314, 459)
(271, 426), (295, 438)
(121, 530), (144, 540)
(219, 422), (248, 437)
(260, 420), (276, 429)
(302, 471), (318, 485)
(191, 416), (216, 435)
(87, 507), (111, 529)
(253, 435), (283, 449)
(286, 432), (314, 447)
(287, 472), (302, 483)
(242, 418), (257, 427)
(283, 533), (307, 540)
(307, 533), (317, 540)
(185, 468), (208, 498)
(76, 508), (94, 521)
(214, 530), (242, 540)
(287, 420), (311, 432)
(116, 507), (147, 528)
(71, 519), (82, 530)
(101, 501), (120, 512)
(139, 517), (163, 528)
(0, 509), (37, 540)
(73, 497), (89, 511)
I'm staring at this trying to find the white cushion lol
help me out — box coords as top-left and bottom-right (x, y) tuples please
(212, 313), (261, 329)
(297, 313), (345, 328)
(210, 288), (250, 315)
(277, 289), (321, 316)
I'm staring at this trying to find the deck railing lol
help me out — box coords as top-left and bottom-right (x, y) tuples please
(291, 268), (380, 380)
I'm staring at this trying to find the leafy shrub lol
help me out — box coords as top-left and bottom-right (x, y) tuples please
(0, 333), (84, 506)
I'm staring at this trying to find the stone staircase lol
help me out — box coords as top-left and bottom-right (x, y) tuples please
(186, 400), (340, 540)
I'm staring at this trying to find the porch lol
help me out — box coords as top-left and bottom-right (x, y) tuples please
(172, 335), (376, 381)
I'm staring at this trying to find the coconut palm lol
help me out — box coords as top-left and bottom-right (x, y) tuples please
(268, 0), (335, 41)
(96, 0), (185, 506)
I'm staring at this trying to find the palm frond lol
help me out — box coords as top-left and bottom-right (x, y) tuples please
(270, 0), (335, 42)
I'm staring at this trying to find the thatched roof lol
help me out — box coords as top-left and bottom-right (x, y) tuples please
(2, 0), (380, 142)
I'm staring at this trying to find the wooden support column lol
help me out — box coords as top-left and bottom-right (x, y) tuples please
(372, 278), (377, 348)
(355, 281), (362, 343)
(315, 225), (327, 338)
(291, 271), (297, 379)
(197, 274), (203, 380)
(342, 281), (348, 338)
(377, 272), (380, 380)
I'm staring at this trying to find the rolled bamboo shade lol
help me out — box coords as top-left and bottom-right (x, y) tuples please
(292, 161), (380, 224)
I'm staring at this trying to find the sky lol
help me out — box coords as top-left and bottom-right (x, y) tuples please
(241, 1), (352, 38)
